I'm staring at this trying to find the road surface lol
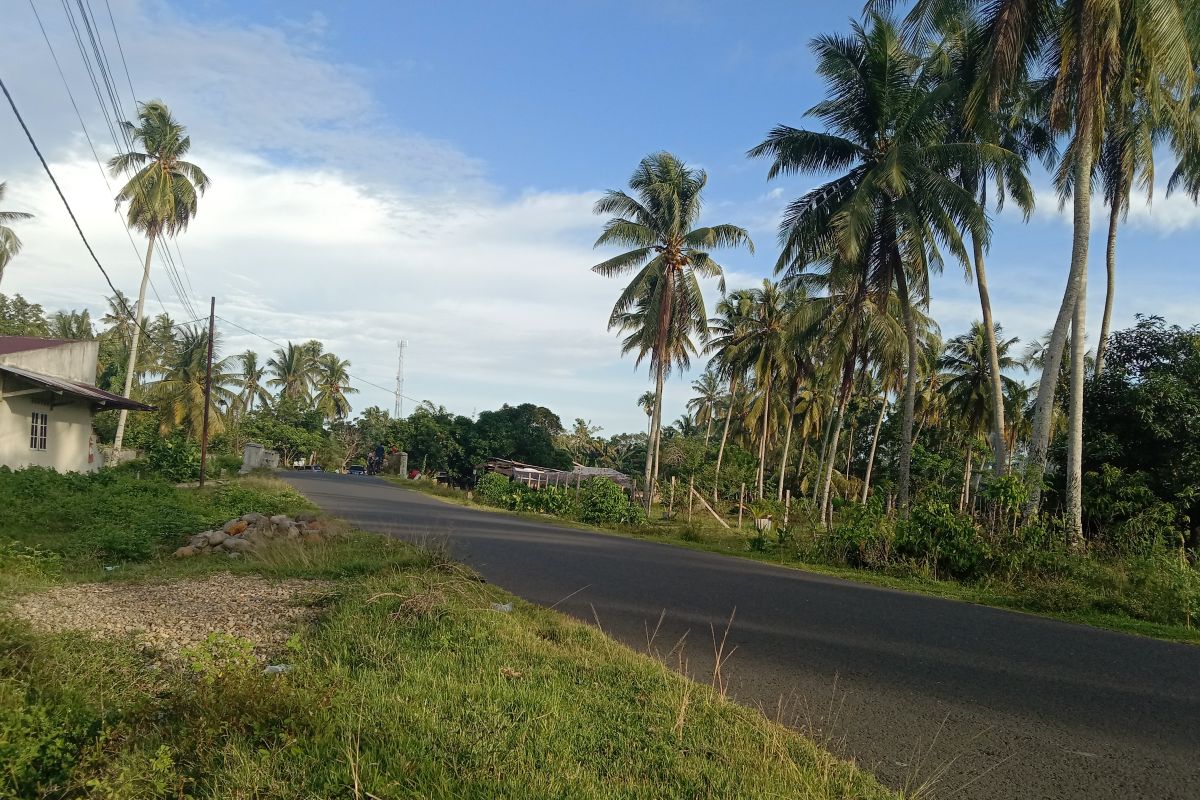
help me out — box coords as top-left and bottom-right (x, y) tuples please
(283, 472), (1200, 800)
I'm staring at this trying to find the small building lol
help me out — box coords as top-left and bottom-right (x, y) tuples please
(0, 336), (152, 473)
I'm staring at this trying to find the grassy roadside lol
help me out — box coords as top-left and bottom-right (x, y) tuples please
(388, 476), (1200, 645)
(0, 472), (898, 799)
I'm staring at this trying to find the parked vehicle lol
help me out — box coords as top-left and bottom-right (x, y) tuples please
(347, 464), (367, 476)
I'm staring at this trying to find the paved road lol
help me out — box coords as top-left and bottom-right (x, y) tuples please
(284, 472), (1200, 799)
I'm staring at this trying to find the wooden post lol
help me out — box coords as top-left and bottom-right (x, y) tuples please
(687, 476), (695, 521)
(668, 475), (676, 518)
(198, 296), (215, 488)
(690, 484), (730, 528)
(738, 483), (745, 531)
(784, 490), (791, 526)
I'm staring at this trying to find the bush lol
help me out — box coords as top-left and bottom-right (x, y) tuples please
(474, 472), (512, 507)
(143, 434), (201, 483)
(814, 502), (892, 569)
(895, 502), (989, 580)
(580, 478), (635, 525)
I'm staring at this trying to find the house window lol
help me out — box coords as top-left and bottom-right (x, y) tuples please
(30, 412), (48, 450)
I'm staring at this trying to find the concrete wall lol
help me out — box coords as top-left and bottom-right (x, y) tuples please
(0, 340), (99, 383)
(0, 391), (98, 473)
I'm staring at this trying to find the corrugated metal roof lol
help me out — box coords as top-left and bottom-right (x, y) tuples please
(0, 336), (74, 356)
(0, 363), (155, 411)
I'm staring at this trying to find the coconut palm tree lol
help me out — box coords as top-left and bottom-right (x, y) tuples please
(313, 353), (358, 421)
(687, 368), (723, 446)
(592, 151), (753, 510)
(108, 101), (209, 452)
(938, 321), (1023, 510)
(637, 391), (656, 439)
(235, 350), (271, 416)
(750, 14), (1001, 512)
(153, 326), (236, 440)
(0, 182), (33, 291)
(707, 288), (756, 503)
(46, 309), (95, 340)
(267, 342), (316, 403)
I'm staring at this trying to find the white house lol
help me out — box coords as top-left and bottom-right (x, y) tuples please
(0, 336), (152, 473)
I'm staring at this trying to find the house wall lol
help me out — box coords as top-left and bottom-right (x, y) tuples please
(0, 391), (97, 473)
(0, 340), (99, 382)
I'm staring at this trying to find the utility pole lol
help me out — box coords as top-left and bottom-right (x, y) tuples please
(199, 296), (215, 488)
(394, 339), (407, 418)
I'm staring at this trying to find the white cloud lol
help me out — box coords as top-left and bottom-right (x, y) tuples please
(0, 0), (704, 434)
(1033, 186), (1200, 234)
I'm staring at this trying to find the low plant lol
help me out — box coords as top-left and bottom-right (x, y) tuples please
(895, 502), (989, 580)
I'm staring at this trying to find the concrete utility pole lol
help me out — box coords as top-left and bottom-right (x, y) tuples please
(199, 296), (215, 488)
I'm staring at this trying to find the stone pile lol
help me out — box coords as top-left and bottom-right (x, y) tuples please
(173, 512), (327, 558)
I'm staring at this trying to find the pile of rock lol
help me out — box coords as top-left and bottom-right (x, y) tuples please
(173, 512), (327, 558)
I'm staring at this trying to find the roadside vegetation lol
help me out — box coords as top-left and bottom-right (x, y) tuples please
(0, 471), (897, 799)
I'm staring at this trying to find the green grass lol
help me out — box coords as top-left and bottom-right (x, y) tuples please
(386, 478), (1200, 645)
(0, 472), (898, 799)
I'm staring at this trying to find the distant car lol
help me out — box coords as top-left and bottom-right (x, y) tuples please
(312, 465), (323, 472)
(347, 464), (367, 476)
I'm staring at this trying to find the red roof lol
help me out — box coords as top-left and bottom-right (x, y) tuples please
(0, 337), (74, 356)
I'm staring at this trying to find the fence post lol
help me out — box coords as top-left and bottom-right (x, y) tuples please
(668, 475), (676, 518)
(784, 489), (791, 526)
(687, 476), (695, 521)
(738, 483), (745, 531)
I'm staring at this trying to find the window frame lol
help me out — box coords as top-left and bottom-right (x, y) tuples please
(30, 411), (48, 451)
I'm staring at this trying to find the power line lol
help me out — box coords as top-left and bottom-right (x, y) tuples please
(0, 74), (138, 326)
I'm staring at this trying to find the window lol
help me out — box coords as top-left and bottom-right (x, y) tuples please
(30, 412), (48, 451)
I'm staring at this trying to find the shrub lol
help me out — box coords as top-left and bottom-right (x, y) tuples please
(580, 478), (635, 525)
(474, 472), (512, 507)
(814, 502), (892, 569)
(895, 502), (988, 580)
(143, 434), (201, 483)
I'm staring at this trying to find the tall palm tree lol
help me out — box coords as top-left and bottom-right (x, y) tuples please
(973, 0), (1194, 538)
(313, 352), (358, 421)
(108, 101), (209, 452)
(592, 152), (753, 510)
(938, 321), (1023, 510)
(236, 350), (271, 415)
(267, 342), (316, 403)
(0, 182), (33, 291)
(707, 289), (755, 503)
(687, 368), (723, 446)
(638, 391), (657, 439)
(750, 14), (1000, 512)
(152, 326), (236, 440)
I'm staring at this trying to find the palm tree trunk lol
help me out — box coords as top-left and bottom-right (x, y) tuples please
(712, 376), (737, 504)
(777, 399), (796, 502)
(798, 436), (808, 477)
(813, 401), (836, 502)
(1066, 280), (1088, 547)
(972, 232), (1008, 474)
(1094, 201), (1120, 377)
(959, 442), (973, 513)
(756, 388), (771, 499)
(644, 365), (664, 513)
(819, 390), (850, 527)
(843, 428), (855, 477)
(861, 395), (888, 503)
(704, 411), (714, 447)
(1025, 105), (1097, 521)
(113, 231), (157, 452)
(896, 266), (919, 514)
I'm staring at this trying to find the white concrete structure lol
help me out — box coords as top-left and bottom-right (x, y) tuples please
(0, 337), (152, 473)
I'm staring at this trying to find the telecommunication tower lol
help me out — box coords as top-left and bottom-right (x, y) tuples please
(394, 340), (407, 418)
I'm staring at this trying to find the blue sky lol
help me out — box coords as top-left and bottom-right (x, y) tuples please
(2, 1), (1199, 435)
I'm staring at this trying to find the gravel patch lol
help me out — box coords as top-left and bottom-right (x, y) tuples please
(11, 572), (330, 657)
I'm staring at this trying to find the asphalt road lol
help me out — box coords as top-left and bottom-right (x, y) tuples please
(283, 472), (1200, 800)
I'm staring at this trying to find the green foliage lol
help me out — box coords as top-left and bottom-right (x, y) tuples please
(142, 433), (201, 483)
(1083, 464), (1185, 555)
(895, 502), (989, 581)
(0, 469), (312, 564)
(0, 293), (49, 336)
(473, 471), (512, 506)
(580, 477), (635, 525)
(815, 501), (892, 569)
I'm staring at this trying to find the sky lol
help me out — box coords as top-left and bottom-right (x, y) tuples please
(2, 0), (1199, 436)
